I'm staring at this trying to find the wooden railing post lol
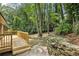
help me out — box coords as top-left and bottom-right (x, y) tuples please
(11, 34), (13, 55)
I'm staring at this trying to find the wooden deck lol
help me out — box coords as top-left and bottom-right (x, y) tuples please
(0, 35), (31, 55)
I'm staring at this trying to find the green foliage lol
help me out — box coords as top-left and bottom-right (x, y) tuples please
(1, 3), (79, 35)
(55, 21), (72, 35)
(50, 13), (59, 23)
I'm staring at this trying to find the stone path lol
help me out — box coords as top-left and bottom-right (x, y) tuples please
(17, 44), (49, 56)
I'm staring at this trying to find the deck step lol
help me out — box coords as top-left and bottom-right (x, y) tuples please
(12, 46), (31, 55)
(13, 45), (30, 51)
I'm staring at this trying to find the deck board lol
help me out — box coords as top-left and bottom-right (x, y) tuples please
(0, 47), (11, 54)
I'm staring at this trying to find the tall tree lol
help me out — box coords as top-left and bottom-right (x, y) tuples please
(45, 3), (50, 34)
(36, 3), (42, 37)
(60, 3), (64, 22)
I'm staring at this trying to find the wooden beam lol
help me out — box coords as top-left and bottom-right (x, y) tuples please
(1, 25), (4, 34)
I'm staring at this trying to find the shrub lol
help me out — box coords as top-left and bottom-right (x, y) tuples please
(55, 22), (72, 35)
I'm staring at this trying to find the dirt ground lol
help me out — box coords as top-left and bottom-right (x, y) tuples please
(65, 33), (79, 45)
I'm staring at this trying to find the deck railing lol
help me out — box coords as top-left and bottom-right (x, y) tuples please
(0, 33), (13, 52)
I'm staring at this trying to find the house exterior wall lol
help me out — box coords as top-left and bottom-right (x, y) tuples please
(0, 24), (2, 34)
(0, 14), (7, 34)
(0, 24), (4, 34)
(0, 15), (6, 25)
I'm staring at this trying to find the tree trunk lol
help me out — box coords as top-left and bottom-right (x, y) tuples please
(36, 3), (42, 37)
(60, 3), (64, 22)
(45, 3), (50, 34)
(35, 4), (39, 35)
(54, 3), (58, 13)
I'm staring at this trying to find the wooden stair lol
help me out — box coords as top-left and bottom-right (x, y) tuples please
(12, 46), (31, 55)
(12, 35), (31, 55)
